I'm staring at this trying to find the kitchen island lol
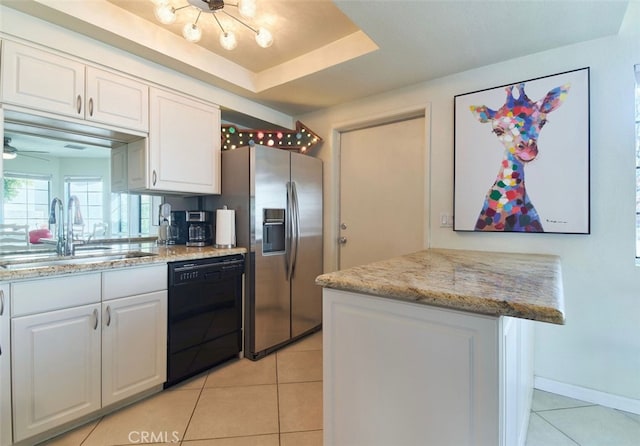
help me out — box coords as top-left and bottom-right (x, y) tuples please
(316, 248), (564, 446)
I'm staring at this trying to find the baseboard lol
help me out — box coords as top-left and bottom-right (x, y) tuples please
(535, 376), (640, 415)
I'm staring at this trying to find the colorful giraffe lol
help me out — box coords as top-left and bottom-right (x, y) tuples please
(470, 82), (570, 232)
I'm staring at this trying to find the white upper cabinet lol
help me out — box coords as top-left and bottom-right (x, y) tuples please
(148, 87), (221, 194)
(85, 66), (149, 131)
(1, 41), (84, 118)
(1, 41), (149, 132)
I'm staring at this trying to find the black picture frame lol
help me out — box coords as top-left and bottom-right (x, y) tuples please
(453, 68), (590, 234)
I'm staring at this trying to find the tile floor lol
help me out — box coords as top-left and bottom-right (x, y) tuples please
(42, 331), (323, 446)
(526, 390), (640, 446)
(41, 331), (640, 446)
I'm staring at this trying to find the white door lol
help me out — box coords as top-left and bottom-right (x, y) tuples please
(12, 304), (101, 441)
(339, 117), (426, 269)
(102, 291), (167, 406)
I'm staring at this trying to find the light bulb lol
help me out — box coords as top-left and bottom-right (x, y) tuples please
(150, 0), (169, 5)
(183, 23), (202, 43)
(154, 4), (176, 24)
(220, 31), (238, 50)
(255, 27), (273, 48)
(237, 0), (257, 19)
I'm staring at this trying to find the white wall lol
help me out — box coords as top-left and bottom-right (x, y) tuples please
(300, 10), (640, 405)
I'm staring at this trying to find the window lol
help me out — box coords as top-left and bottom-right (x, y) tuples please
(3, 172), (51, 230)
(65, 176), (104, 239)
(111, 192), (158, 237)
(636, 64), (640, 258)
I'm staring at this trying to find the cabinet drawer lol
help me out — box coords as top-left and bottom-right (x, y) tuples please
(11, 273), (101, 316)
(102, 264), (167, 301)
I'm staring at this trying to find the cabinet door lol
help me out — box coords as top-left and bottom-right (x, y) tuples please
(1, 41), (85, 118)
(110, 145), (129, 192)
(126, 138), (148, 191)
(149, 88), (221, 194)
(0, 285), (11, 446)
(12, 304), (101, 441)
(102, 291), (167, 406)
(85, 67), (149, 132)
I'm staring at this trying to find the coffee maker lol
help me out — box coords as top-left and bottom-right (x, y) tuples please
(170, 210), (213, 246)
(188, 211), (213, 246)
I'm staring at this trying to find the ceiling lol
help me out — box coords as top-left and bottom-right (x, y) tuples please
(0, 0), (632, 121)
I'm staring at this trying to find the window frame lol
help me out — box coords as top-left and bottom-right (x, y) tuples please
(2, 171), (51, 231)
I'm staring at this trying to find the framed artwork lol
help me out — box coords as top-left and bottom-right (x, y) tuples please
(453, 67), (590, 234)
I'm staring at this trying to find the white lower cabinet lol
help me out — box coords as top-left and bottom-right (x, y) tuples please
(323, 288), (534, 446)
(12, 304), (102, 442)
(1, 284), (12, 446)
(102, 291), (167, 406)
(9, 265), (167, 444)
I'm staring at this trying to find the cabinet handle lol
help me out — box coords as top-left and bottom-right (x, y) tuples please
(152, 170), (157, 186)
(106, 306), (111, 327)
(89, 97), (94, 116)
(77, 94), (82, 114)
(0, 289), (4, 316)
(93, 308), (99, 330)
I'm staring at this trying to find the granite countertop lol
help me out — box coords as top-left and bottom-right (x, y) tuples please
(315, 248), (565, 325)
(0, 244), (246, 281)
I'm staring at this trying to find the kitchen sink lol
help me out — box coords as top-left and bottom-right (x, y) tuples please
(0, 251), (158, 270)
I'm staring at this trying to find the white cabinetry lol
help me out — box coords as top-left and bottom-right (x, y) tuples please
(501, 316), (534, 446)
(102, 265), (167, 406)
(146, 88), (221, 194)
(0, 284), (12, 446)
(10, 265), (167, 443)
(323, 288), (534, 446)
(1, 41), (149, 132)
(11, 274), (102, 442)
(110, 145), (129, 192)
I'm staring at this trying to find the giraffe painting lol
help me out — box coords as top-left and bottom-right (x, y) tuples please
(469, 82), (570, 232)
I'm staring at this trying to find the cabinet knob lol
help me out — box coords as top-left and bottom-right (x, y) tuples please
(88, 97), (94, 116)
(0, 289), (4, 316)
(152, 170), (157, 186)
(76, 94), (82, 114)
(338, 237), (348, 245)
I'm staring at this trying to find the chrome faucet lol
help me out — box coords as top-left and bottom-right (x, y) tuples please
(65, 195), (84, 256)
(49, 198), (64, 255)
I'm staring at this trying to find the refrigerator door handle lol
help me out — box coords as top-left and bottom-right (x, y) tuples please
(286, 181), (294, 281)
(291, 181), (301, 278)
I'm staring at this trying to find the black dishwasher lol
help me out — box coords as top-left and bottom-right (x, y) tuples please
(165, 254), (244, 388)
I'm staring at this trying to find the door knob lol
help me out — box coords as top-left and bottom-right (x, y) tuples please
(338, 237), (347, 244)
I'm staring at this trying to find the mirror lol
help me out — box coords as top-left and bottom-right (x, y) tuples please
(1, 131), (159, 255)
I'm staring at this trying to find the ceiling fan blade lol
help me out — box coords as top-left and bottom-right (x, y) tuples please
(19, 153), (51, 162)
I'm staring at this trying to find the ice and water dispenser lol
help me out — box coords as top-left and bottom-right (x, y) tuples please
(262, 208), (285, 254)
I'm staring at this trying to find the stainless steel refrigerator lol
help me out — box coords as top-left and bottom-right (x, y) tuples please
(221, 144), (323, 360)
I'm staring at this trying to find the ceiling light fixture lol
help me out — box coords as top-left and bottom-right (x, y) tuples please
(153, 0), (273, 50)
